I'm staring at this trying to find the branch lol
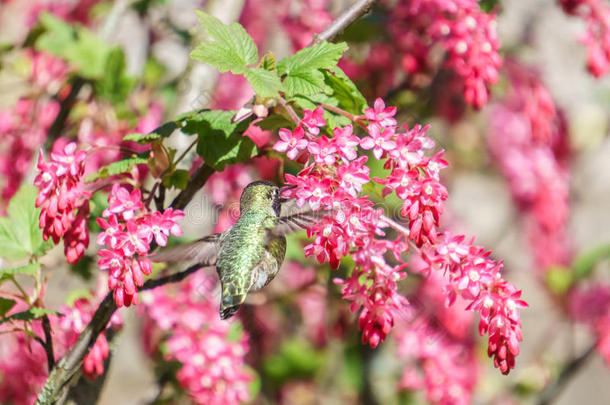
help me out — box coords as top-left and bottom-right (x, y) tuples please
(41, 315), (55, 372)
(44, 78), (85, 150)
(536, 344), (596, 405)
(310, 0), (377, 45)
(35, 263), (205, 405)
(170, 163), (215, 210)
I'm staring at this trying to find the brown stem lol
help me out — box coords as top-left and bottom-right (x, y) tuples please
(41, 315), (56, 372)
(310, 0), (377, 45)
(320, 103), (368, 129)
(45, 78), (86, 150)
(170, 163), (215, 210)
(536, 344), (596, 405)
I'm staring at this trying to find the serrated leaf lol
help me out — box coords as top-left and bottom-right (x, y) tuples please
(277, 41), (348, 76)
(0, 298), (16, 318)
(0, 263), (40, 281)
(283, 69), (326, 97)
(0, 307), (58, 325)
(244, 68), (283, 98)
(85, 157), (148, 182)
(123, 132), (162, 143)
(35, 13), (75, 55)
(323, 66), (367, 114)
(0, 185), (52, 260)
(191, 11), (258, 74)
(182, 110), (258, 171)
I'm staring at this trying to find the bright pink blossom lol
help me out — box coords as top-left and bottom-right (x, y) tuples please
(301, 106), (326, 135)
(273, 127), (309, 160)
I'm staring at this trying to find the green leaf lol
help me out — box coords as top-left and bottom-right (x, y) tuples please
(243, 68), (283, 98)
(545, 266), (573, 295)
(162, 169), (190, 190)
(36, 13), (112, 80)
(277, 41), (348, 76)
(35, 13), (75, 55)
(65, 289), (93, 306)
(123, 132), (162, 143)
(256, 114), (295, 131)
(282, 69), (326, 97)
(572, 244), (610, 281)
(479, 0), (499, 12)
(0, 185), (53, 260)
(183, 110), (258, 171)
(190, 11), (258, 74)
(0, 298), (16, 318)
(0, 263), (40, 281)
(94, 46), (135, 105)
(258, 51), (276, 71)
(85, 157), (148, 182)
(323, 66), (367, 114)
(0, 307), (58, 325)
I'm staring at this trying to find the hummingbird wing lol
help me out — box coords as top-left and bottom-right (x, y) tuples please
(148, 233), (222, 265)
(269, 200), (329, 237)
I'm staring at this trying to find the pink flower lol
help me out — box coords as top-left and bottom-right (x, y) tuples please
(273, 127), (309, 160)
(360, 124), (396, 159)
(307, 135), (338, 166)
(301, 106), (326, 135)
(332, 125), (360, 161)
(364, 98), (397, 128)
(103, 184), (143, 220)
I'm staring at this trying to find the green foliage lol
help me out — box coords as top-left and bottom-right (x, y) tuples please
(0, 307), (58, 325)
(0, 263), (40, 282)
(0, 298), (16, 318)
(545, 266), (573, 295)
(190, 11), (258, 74)
(323, 66), (367, 114)
(479, 0), (500, 12)
(162, 169), (190, 190)
(263, 338), (325, 384)
(181, 110), (258, 171)
(277, 41), (348, 98)
(258, 51), (277, 71)
(0, 185), (53, 261)
(35, 13), (133, 105)
(123, 132), (162, 143)
(95, 47), (135, 105)
(243, 68), (283, 98)
(65, 289), (93, 306)
(571, 244), (610, 281)
(85, 157), (148, 182)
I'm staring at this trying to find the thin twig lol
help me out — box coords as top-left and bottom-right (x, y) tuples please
(536, 344), (596, 405)
(41, 315), (55, 372)
(310, 0), (377, 45)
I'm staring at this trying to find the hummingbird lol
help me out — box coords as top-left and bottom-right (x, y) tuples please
(150, 181), (322, 320)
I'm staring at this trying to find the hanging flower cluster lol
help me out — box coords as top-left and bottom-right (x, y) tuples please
(34, 141), (91, 264)
(559, 0), (610, 77)
(488, 60), (572, 270)
(96, 184), (184, 307)
(342, 0), (501, 109)
(274, 99), (526, 374)
(141, 273), (252, 405)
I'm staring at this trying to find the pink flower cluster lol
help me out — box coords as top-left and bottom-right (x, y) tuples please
(395, 275), (477, 405)
(96, 184), (184, 307)
(488, 61), (572, 269)
(560, 0), (610, 77)
(422, 234), (527, 375)
(35, 141), (91, 264)
(343, 0), (501, 109)
(141, 273), (252, 405)
(273, 99), (527, 374)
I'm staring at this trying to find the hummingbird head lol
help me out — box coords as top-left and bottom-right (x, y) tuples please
(240, 181), (281, 216)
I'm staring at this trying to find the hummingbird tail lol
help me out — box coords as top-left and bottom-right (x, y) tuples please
(220, 295), (246, 320)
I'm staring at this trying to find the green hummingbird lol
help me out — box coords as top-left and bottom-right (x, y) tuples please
(150, 181), (321, 319)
